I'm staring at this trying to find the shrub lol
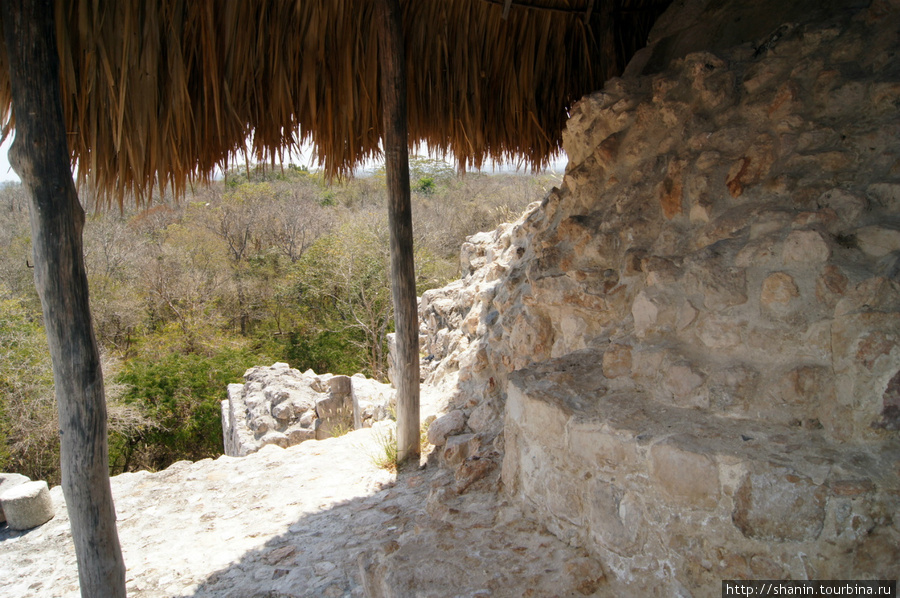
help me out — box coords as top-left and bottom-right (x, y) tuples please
(111, 343), (265, 473)
(0, 293), (59, 483)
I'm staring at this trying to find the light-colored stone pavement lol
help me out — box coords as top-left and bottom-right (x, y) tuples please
(0, 426), (605, 598)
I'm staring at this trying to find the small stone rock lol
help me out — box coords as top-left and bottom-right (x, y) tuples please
(664, 363), (706, 407)
(783, 230), (830, 264)
(442, 434), (477, 466)
(0, 480), (54, 530)
(602, 344), (632, 379)
(676, 301), (699, 330)
(632, 291), (659, 338)
(0, 473), (30, 524)
(760, 271), (799, 307)
(427, 410), (466, 447)
(455, 455), (497, 494)
(272, 402), (294, 421)
(830, 478), (875, 497)
(855, 225), (900, 257)
(467, 401), (500, 436)
(287, 427), (316, 444)
(650, 443), (719, 508)
(299, 409), (317, 427)
(264, 545), (296, 566)
(732, 470), (826, 542)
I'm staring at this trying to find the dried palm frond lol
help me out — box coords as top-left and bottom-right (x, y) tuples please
(0, 0), (668, 205)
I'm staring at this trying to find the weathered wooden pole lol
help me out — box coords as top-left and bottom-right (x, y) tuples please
(1, 1), (127, 596)
(375, 0), (420, 463)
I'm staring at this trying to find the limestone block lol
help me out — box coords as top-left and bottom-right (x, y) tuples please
(602, 344), (632, 379)
(783, 230), (830, 265)
(878, 371), (900, 431)
(707, 365), (759, 413)
(643, 256), (682, 286)
(315, 376), (354, 439)
(834, 277), (900, 318)
(586, 480), (641, 555)
(567, 424), (639, 471)
(676, 301), (699, 330)
(271, 402), (294, 421)
(426, 410), (466, 446)
(831, 309), (900, 437)
(664, 363), (707, 407)
(724, 136), (775, 198)
(650, 443), (720, 509)
(816, 264), (848, 306)
(506, 376), (570, 454)
(684, 263), (748, 311)
(527, 458), (584, 529)
(630, 348), (666, 381)
(632, 291), (659, 338)
(441, 433), (477, 466)
(817, 188), (867, 226)
(760, 272), (799, 308)
(732, 469), (826, 542)
(299, 409), (316, 427)
(286, 427), (316, 444)
(562, 93), (635, 167)
(1, 481), (54, 530)
(868, 182), (900, 212)
(659, 159), (685, 218)
(0, 473), (30, 523)
(686, 52), (734, 111)
(697, 209), (754, 247)
(855, 225), (900, 258)
(467, 400), (501, 437)
(249, 414), (277, 435)
(257, 430), (289, 448)
(774, 365), (834, 406)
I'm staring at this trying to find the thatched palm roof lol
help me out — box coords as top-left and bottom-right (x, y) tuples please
(0, 0), (668, 202)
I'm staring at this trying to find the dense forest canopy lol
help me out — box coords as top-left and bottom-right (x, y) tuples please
(0, 161), (558, 483)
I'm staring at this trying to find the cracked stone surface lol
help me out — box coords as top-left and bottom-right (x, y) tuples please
(0, 426), (606, 598)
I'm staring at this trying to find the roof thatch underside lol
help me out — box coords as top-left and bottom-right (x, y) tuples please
(0, 0), (668, 203)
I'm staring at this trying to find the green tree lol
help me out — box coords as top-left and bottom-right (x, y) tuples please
(111, 344), (264, 473)
(0, 291), (58, 482)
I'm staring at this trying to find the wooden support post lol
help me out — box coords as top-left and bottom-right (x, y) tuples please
(1, 2), (127, 597)
(375, 0), (420, 464)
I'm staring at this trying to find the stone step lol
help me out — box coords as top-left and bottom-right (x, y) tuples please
(502, 348), (900, 596)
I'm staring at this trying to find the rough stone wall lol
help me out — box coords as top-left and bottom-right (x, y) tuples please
(419, 1), (900, 593)
(222, 363), (393, 457)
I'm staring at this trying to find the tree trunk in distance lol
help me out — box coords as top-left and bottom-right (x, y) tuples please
(375, 0), (421, 463)
(1, 2), (127, 596)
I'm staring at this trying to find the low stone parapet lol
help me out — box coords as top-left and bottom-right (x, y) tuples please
(502, 349), (900, 596)
(222, 363), (395, 457)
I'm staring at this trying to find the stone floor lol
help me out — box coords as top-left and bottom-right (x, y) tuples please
(0, 426), (606, 598)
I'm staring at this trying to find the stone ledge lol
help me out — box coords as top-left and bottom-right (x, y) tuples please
(502, 348), (900, 595)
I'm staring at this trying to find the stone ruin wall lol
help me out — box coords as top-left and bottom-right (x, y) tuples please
(419, 1), (900, 593)
(222, 363), (394, 457)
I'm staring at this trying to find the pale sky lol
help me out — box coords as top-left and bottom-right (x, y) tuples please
(0, 137), (566, 184)
(0, 137), (16, 182)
